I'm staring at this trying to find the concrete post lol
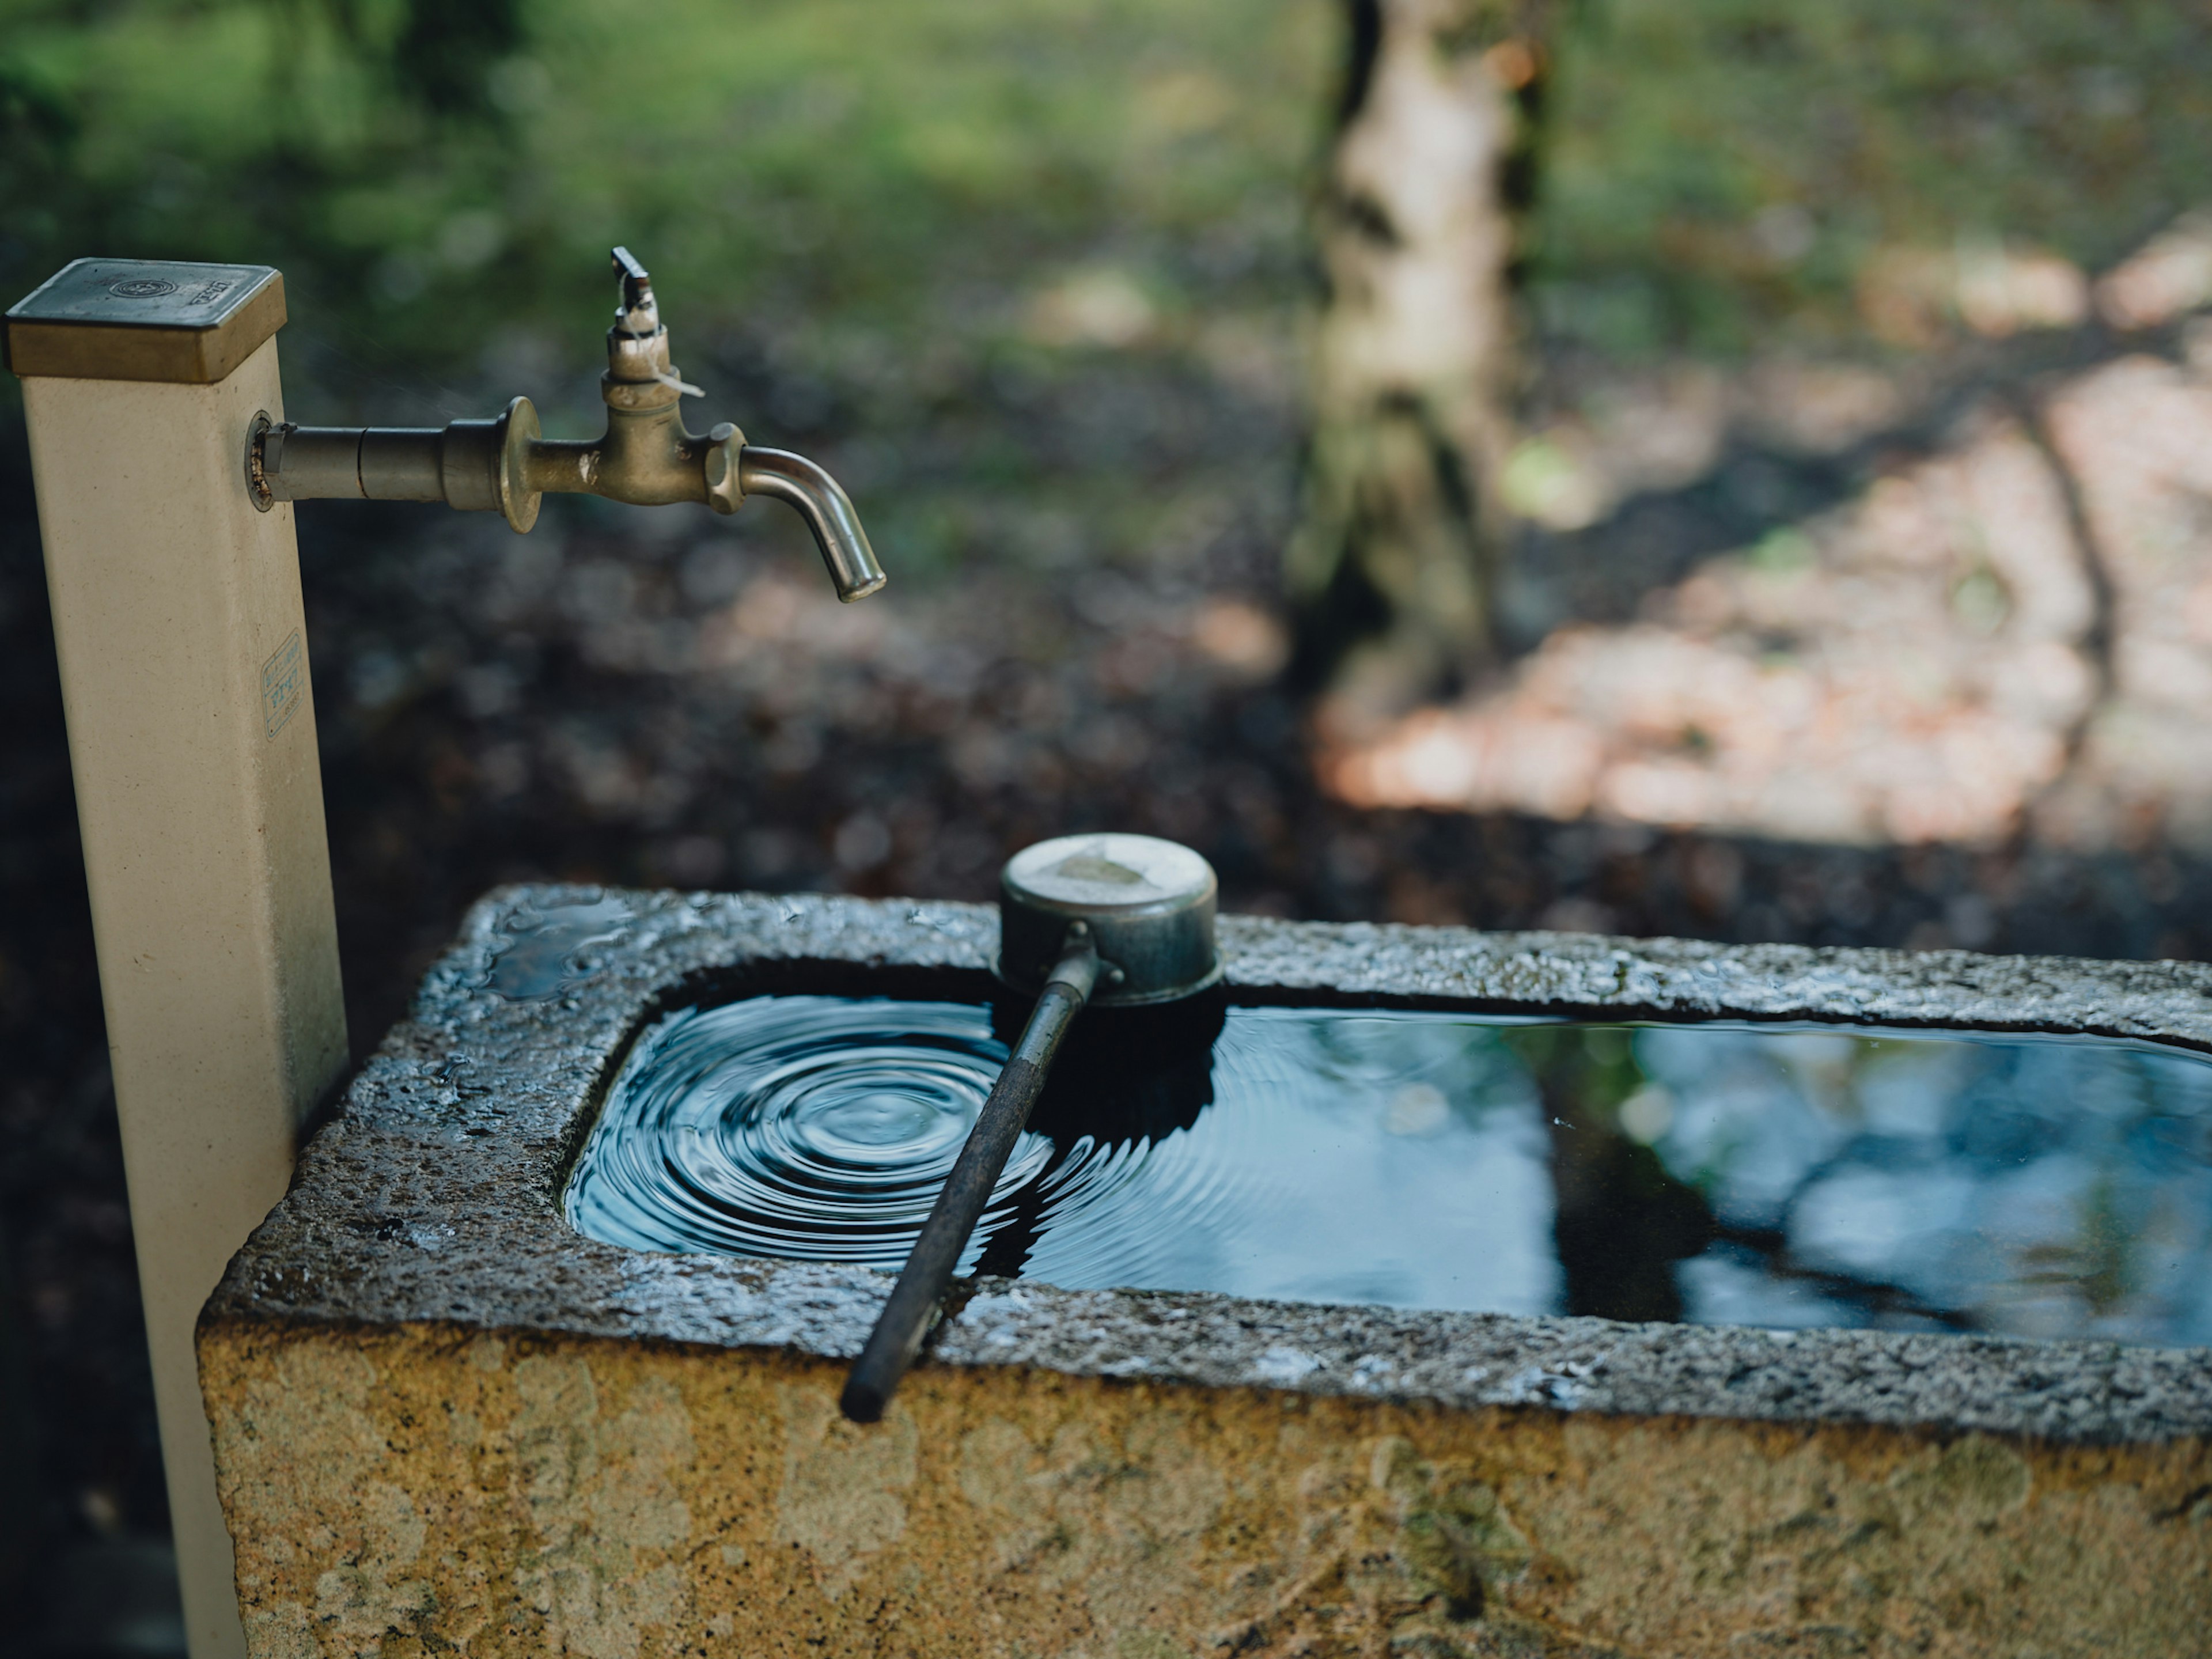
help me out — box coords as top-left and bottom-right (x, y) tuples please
(6, 260), (347, 1659)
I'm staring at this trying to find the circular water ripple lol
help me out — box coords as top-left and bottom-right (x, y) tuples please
(570, 997), (1056, 1267)
(570, 994), (1262, 1279)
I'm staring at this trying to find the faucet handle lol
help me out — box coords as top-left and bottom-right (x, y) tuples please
(610, 246), (659, 336)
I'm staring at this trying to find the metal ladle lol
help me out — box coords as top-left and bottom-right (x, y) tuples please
(840, 833), (1222, 1422)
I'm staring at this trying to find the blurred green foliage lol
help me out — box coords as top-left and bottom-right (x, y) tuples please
(1540, 0), (2212, 351)
(0, 0), (1330, 411)
(5, 0), (2210, 403)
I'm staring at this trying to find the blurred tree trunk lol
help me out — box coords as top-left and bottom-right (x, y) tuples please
(1289, 0), (1552, 724)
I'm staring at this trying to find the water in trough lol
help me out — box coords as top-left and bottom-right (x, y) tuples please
(567, 994), (2212, 1344)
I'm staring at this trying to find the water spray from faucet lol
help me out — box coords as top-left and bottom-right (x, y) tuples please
(244, 248), (887, 603)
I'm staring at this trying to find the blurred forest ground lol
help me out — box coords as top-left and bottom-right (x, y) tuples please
(8, 0), (2212, 1635)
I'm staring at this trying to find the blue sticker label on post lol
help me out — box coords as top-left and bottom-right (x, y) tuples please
(262, 630), (305, 739)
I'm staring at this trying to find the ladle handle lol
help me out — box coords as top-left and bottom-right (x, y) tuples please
(840, 927), (1102, 1423)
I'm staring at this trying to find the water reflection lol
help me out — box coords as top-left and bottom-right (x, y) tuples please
(567, 996), (2212, 1345)
(483, 896), (633, 999)
(1633, 1025), (2212, 1342)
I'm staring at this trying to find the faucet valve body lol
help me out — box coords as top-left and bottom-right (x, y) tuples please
(245, 248), (885, 602)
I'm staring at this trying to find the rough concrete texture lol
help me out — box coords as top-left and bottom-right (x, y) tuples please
(200, 887), (2212, 1655)
(201, 1324), (2212, 1658)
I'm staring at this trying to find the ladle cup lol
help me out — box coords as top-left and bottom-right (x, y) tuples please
(840, 834), (1221, 1422)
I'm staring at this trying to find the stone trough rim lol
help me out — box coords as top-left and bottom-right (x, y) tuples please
(203, 882), (2212, 1448)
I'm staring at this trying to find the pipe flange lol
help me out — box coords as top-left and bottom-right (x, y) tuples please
(494, 396), (541, 534)
(244, 411), (278, 512)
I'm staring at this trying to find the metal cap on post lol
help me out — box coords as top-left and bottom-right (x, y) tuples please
(9, 258), (346, 1659)
(5, 258), (288, 382)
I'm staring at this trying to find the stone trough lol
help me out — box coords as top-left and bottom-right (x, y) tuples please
(198, 887), (2212, 1657)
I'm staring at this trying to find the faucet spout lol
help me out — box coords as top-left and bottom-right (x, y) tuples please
(738, 447), (888, 603)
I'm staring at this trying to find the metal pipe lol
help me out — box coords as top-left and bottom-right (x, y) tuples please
(738, 446), (888, 603)
(255, 422), (887, 604)
(260, 424), (365, 499)
(840, 926), (1102, 1423)
(355, 428), (443, 501)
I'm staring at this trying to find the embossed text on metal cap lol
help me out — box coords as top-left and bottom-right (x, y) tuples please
(5, 258), (286, 384)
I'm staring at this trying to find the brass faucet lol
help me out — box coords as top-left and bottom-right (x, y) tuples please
(246, 248), (885, 601)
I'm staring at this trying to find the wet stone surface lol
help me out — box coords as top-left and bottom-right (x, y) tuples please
(209, 885), (2212, 1444)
